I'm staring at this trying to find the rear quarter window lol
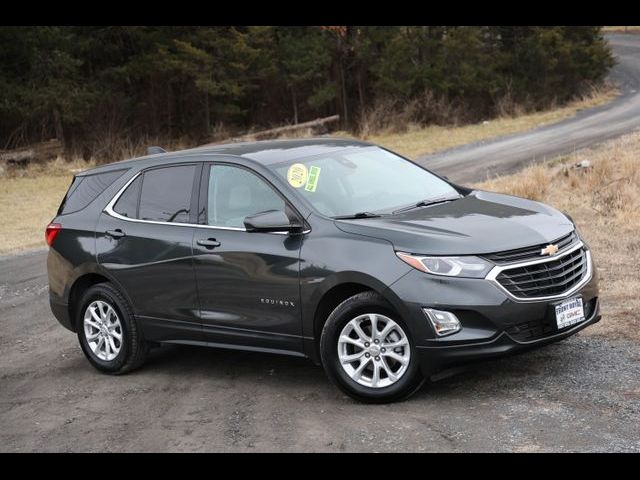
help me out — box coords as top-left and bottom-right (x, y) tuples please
(113, 175), (142, 218)
(58, 170), (126, 215)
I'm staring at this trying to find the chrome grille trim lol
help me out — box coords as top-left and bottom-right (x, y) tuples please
(484, 231), (578, 264)
(485, 241), (593, 302)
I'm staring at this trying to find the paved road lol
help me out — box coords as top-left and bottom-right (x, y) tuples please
(2, 35), (640, 452)
(417, 34), (640, 183)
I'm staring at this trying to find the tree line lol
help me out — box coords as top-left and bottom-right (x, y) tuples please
(0, 26), (614, 159)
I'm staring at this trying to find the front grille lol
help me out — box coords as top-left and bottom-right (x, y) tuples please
(495, 247), (588, 299)
(484, 231), (577, 264)
(505, 297), (597, 342)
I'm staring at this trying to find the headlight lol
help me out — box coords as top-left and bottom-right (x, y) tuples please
(396, 252), (493, 278)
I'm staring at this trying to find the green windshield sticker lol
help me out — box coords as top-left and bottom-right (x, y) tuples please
(305, 165), (321, 192)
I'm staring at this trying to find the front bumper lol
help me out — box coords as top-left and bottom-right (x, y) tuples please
(387, 258), (600, 376)
(416, 298), (601, 375)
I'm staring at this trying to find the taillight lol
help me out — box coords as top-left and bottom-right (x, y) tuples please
(45, 223), (62, 246)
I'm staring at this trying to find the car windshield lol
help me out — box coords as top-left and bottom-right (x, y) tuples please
(270, 146), (459, 217)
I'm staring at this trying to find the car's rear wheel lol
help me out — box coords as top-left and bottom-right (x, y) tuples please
(76, 283), (148, 374)
(320, 291), (424, 403)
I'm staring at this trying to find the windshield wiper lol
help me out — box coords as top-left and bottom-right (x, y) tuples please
(392, 194), (462, 214)
(332, 212), (382, 220)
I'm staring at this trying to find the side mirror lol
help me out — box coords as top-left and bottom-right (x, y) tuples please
(244, 210), (303, 234)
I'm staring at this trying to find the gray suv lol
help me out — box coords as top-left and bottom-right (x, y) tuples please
(46, 138), (600, 403)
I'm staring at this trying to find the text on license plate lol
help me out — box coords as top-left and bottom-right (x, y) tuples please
(555, 297), (585, 330)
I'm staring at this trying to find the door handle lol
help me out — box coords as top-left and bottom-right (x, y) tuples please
(106, 229), (126, 239)
(197, 238), (221, 249)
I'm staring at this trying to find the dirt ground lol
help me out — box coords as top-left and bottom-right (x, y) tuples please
(1, 249), (639, 452)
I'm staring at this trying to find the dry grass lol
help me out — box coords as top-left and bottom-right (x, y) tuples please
(0, 83), (621, 256)
(357, 84), (617, 159)
(0, 157), (95, 255)
(356, 91), (467, 138)
(602, 26), (640, 34)
(476, 131), (640, 341)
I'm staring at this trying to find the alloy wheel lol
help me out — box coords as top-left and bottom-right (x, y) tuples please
(83, 300), (123, 361)
(337, 313), (411, 388)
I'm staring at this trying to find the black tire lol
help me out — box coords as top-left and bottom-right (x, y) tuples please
(75, 282), (148, 374)
(320, 291), (424, 403)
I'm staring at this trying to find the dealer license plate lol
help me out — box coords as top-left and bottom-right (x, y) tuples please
(555, 297), (585, 330)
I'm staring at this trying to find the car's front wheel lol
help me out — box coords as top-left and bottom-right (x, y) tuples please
(76, 283), (148, 374)
(320, 291), (424, 403)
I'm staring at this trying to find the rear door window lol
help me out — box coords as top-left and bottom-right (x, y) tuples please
(138, 165), (197, 223)
(59, 170), (126, 214)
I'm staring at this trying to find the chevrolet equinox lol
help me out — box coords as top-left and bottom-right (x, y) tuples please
(46, 138), (600, 403)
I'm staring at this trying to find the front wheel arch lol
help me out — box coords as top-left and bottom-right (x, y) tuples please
(308, 275), (415, 363)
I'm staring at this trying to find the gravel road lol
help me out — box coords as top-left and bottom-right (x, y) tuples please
(1, 249), (639, 452)
(417, 34), (640, 183)
(2, 35), (640, 452)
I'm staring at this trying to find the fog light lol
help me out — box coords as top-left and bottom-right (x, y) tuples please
(423, 308), (461, 336)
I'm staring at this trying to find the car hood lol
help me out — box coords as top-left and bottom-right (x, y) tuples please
(334, 190), (574, 255)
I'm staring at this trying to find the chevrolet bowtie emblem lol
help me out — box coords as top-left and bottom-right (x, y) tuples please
(540, 244), (559, 256)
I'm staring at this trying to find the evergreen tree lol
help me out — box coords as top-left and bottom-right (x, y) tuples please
(0, 26), (614, 157)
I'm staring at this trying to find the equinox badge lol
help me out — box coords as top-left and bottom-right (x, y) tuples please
(261, 298), (296, 307)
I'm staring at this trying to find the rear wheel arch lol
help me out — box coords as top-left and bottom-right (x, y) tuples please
(76, 282), (149, 374)
(67, 273), (111, 327)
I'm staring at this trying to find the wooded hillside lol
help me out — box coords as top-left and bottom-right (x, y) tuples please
(0, 26), (614, 160)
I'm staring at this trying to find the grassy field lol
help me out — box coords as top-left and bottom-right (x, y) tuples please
(476, 131), (640, 341)
(0, 84), (619, 255)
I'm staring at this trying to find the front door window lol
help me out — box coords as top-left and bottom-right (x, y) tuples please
(207, 165), (285, 228)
